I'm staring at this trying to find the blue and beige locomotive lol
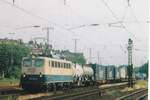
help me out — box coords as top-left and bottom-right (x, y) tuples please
(20, 56), (94, 91)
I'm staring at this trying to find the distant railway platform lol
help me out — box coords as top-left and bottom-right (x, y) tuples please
(100, 82), (128, 88)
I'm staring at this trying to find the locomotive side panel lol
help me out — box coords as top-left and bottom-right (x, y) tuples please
(44, 59), (74, 83)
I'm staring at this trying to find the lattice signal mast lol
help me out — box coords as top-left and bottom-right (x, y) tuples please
(127, 38), (133, 87)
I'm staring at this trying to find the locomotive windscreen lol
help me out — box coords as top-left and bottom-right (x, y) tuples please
(23, 58), (44, 67)
(23, 59), (32, 67)
(34, 59), (44, 67)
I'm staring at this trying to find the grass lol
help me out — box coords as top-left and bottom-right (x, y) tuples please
(6, 96), (17, 100)
(0, 78), (19, 86)
(101, 79), (148, 100)
(134, 79), (148, 89)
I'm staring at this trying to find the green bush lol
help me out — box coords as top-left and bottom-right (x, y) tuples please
(0, 41), (30, 79)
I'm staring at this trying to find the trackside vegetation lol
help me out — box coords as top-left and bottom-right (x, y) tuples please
(0, 40), (30, 79)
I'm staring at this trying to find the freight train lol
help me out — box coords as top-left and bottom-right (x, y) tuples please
(20, 56), (130, 91)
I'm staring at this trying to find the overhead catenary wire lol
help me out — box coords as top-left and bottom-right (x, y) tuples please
(101, 0), (148, 29)
(125, 0), (139, 23)
(62, 0), (92, 31)
(121, 2), (139, 24)
(100, 0), (136, 39)
(121, 2), (149, 45)
(129, 7), (139, 23)
(100, 0), (123, 24)
(121, 6), (128, 22)
(0, 0), (76, 34)
(62, 0), (148, 32)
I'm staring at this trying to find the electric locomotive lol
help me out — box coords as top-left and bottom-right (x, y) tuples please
(20, 56), (74, 91)
(20, 56), (94, 91)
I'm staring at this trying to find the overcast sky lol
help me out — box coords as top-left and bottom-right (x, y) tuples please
(0, 0), (149, 66)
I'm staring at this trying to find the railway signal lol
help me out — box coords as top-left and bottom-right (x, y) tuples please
(127, 38), (133, 87)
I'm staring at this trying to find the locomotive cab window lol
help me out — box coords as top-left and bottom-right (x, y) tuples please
(34, 58), (44, 67)
(23, 59), (32, 67)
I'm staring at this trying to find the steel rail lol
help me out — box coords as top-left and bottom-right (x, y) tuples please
(29, 82), (130, 100)
(136, 93), (148, 100)
(0, 93), (20, 100)
(116, 88), (148, 100)
(41, 88), (100, 100)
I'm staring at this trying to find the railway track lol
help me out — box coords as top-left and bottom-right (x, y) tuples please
(0, 82), (132, 100)
(136, 93), (148, 100)
(30, 83), (128, 100)
(0, 86), (26, 100)
(31, 87), (100, 100)
(116, 88), (148, 100)
(0, 88), (22, 95)
(0, 90), (27, 100)
(0, 93), (20, 100)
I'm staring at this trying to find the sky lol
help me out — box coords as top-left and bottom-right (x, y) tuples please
(0, 0), (149, 66)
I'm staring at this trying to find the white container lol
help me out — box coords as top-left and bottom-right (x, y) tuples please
(119, 66), (127, 79)
(72, 64), (84, 77)
(83, 65), (94, 77)
(115, 68), (120, 79)
(107, 67), (113, 79)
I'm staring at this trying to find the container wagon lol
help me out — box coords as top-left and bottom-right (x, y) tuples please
(118, 65), (128, 82)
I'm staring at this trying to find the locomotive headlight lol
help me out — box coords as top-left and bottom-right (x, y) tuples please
(39, 72), (42, 77)
(23, 73), (26, 77)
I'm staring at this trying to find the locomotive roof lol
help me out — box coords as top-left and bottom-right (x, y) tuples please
(23, 56), (72, 63)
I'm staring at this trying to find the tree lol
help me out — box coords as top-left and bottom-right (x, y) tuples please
(139, 61), (148, 78)
(61, 50), (86, 64)
(0, 41), (30, 79)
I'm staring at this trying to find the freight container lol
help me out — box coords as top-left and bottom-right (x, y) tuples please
(115, 67), (120, 79)
(106, 66), (115, 80)
(91, 64), (106, 83)
(95, 65), (106, 81)
(118, 65), (128, 79)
